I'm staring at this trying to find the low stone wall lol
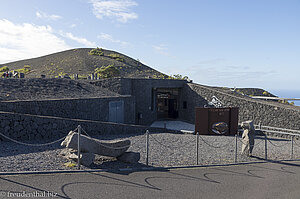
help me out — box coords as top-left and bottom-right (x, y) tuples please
(0, 111), (177, 141)
(0, 96), (135, 124)
(181, 83), (300, 130)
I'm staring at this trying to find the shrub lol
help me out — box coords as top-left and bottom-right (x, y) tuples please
(108, 53), (125, 62)
(15, 65), (31, 74)
(0, 66), (9, 72)
(171, 74), (189, 80)
(78, 74), (88, 79)
(94, 65), (120, 78)
(89, 47), (104, 56)
(262, 91), (269, 96)
(58, 72), (67, 77)
(152, 74), (166, 79)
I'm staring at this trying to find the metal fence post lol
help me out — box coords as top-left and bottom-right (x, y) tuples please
(291, 136), (294, 160)
(146, 130), (149, 166)
(77, 125), (81, 170)
(264, 135), (268, 160)
(196, 132), (199, 165)
(234, 134), (238, 163)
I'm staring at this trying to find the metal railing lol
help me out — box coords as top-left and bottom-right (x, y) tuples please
(254, 124), (300, 135)
(1, 124), (300, 171)
(143, 126), (300, 167)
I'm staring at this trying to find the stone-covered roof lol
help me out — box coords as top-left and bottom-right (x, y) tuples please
(0, 78), (120, 101)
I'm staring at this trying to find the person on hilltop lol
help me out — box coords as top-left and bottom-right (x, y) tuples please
(2, 72), (7, 78)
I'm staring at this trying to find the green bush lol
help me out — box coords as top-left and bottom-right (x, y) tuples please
(0, 66), (9, 72)
(170, 74), (189, 80)
(89, 47), (104, 56)
(15, 65), (31, 74)
(94, 65), (120, 78)
(152, 74), (166, 79)
(108, 53), (125, 62)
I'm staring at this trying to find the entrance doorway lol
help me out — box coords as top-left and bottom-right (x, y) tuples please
(156, 88), (179, 119)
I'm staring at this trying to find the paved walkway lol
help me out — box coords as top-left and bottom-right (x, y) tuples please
(1, 160), (300, 199)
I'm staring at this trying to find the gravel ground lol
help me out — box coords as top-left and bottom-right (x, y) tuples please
(1, 133), (300, 172)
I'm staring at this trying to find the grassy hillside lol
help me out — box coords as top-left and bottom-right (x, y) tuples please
(0, 48), (167, 79)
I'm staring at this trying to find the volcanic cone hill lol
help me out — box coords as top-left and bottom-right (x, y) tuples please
(0, 48), (166, 79)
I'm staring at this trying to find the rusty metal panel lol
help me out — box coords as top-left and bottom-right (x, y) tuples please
(229, 107), (239, 135)
(195, 107), (239, 135)
(195, 108), (208, 135)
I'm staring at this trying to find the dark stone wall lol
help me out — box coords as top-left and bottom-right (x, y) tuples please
(0, 111), (179, 141)
(3, 78), (298, 131)
(90, 78), (187, 125)
(131, 79), (187, 125)
(182, 83), (300, 129)
(0, 96), (135, 124)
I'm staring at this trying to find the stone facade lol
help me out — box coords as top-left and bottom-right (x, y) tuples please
(182, 83), (300, 129)
(0, 96), (135, 124)
(131, 79), (186, 125)
(0, 111), (177, 141)
(0, 78), (299, 142)
(91, 78), (187, 125)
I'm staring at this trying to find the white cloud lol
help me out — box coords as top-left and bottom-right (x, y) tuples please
(152, 44), (168, 53)
(60, 31), (96, 47)
(183, 63), (277, 88)
(0, 19), (70, 64)
(98, 33), (129, 46)
(70, 24), (77, 28)
(36, 11), (62, 21)
(90, 0), (138, 23)
(152, 44), (175, 58)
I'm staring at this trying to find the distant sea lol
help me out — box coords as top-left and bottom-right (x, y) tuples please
(269, 89), (300, 106)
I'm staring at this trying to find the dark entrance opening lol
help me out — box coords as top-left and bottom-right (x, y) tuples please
(168, 99), (178, 118)
(156, 88), (179, 119)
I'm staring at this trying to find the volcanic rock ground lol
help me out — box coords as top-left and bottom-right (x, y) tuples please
(0, 78), (119, 101)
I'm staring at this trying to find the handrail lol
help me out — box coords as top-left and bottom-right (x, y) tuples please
(258, 125), (300, 133)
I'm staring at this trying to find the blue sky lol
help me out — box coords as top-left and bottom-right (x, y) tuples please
(0, 0), (300, 94)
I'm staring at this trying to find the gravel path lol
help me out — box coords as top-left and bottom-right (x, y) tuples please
(1, 133), (300, 172)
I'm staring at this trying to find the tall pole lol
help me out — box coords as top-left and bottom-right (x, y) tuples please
(291, 136), (294, 160)
(78, 125), (81, 170)
(196, 132), (199, 165)
(146, 130), (149, 166)
(264, 135), (268, 160)
(235, 134), (238, 163)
